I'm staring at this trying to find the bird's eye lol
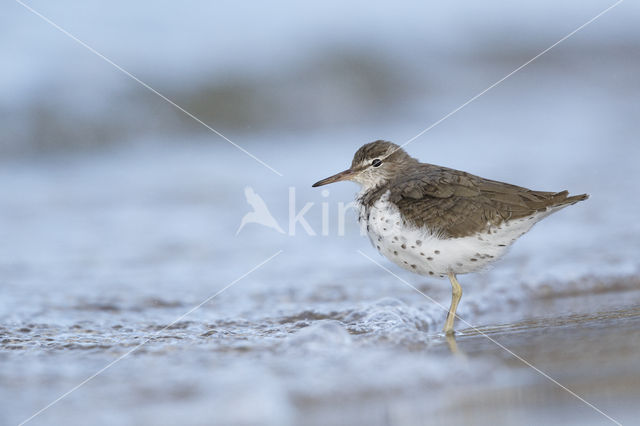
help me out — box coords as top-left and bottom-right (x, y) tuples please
(371, 159), (382, 167)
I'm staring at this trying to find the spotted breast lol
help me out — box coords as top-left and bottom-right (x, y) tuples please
(359, 189), (569, 277)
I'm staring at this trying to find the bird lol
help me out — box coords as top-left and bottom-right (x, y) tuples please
(236, 186), (285, 235)
(312, 140), (587, 335)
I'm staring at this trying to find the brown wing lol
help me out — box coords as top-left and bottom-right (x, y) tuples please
(389, 164), (587, 238)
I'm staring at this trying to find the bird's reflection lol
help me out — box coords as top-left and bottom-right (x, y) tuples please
(444, 333), (467, 360)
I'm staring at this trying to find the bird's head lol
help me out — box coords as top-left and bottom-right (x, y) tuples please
(312, 140), (417, 189)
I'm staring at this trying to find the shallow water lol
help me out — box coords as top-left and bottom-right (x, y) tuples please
(3, 1), (640, 423)
(2, 83), (640, 426)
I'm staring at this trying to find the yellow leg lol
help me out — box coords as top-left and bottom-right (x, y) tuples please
(445, 333), (459, 355)
(443, 272), (462, 335)
(444, 333), (468, 359)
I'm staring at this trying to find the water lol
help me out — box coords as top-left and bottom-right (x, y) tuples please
(2, 90), (640, 425)
(2, 1), (640, 424)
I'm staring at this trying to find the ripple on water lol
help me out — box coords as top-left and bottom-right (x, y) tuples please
(344, 298), (438, 338)
(284, 320), (352, 352)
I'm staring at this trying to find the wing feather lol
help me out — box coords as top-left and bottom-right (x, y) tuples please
(387, 165), (586, 238)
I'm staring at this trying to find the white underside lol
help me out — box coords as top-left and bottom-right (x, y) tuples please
(359, 190), (565, 277)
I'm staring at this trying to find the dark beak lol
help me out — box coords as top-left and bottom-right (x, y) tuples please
(312, 168), (356, 187)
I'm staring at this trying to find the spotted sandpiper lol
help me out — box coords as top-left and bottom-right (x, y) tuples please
(312, 140), (588, 334)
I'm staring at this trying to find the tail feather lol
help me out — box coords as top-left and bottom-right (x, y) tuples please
(522, 190), (588, 213)
(552, 191), (589, 207)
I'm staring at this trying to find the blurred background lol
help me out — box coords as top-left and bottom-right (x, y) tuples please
(2, 1), (640, 425)
(2, 0), (638, 157)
